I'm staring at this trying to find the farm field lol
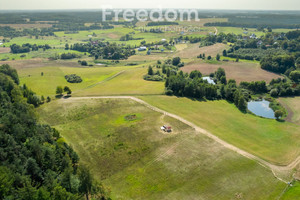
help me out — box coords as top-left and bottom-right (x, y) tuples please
(215, 27), (296, 37)
(37, 98), (286, 200)
(0, 48), (87, 61)
(5, 57), (163, 97)
(278, 97), (300, 125)
(1, 10), (300, 199)
(181, 60), (282, 83)
(74, 67), (165, 96)
(139, 95), (300, 165)
(0, 23), (53, 28)
(174, 43), (228, 59)
(2, 58), (140, 96)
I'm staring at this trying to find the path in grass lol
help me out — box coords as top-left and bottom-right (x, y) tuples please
(67, 96), (300, 183)
(39, 97), (286, 199)
(278, 97), (300, 125)
(72, 70), (125, 94)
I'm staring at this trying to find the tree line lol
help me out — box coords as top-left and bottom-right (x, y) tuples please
(71, 42), (135, 60)
(0, 64), (110, 199)
(165, 67), (249, 112)
(10, 43), (51, 54)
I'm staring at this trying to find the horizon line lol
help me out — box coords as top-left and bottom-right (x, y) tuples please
(0, 8), (300, 12)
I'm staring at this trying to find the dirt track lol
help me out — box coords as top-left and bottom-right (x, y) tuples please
(62, 96), (300, 183)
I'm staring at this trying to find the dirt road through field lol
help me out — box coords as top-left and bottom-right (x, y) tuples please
(63, 96), (300, 183)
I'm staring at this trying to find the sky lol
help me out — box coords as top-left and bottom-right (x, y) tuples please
(0, 0), (299, 10)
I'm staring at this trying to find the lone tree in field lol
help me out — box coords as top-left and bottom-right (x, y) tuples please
(172, 57), (181, 66)
(56, 86), (63, 96)
(275, 110), (283, 120)
(64, 86), (72, 95)
(41, 95), (45, 103)
(47, 96), (51, 102)
(148, 66), (153, 75)
(216, 54), (220, 61)
(65, 43), (69, 50)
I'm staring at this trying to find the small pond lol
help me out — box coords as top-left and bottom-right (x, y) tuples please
(247, 99), (275, 119)
(202, 77), (215, 85)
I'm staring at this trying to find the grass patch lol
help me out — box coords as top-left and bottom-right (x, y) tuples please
(74, 67), (165, 96)
(278, 97), (300, 125)
(18, 65), (135, 97)
(38, 98), (285, 199)
(280, 181), (300, 200)
(139, 95), (300, 165)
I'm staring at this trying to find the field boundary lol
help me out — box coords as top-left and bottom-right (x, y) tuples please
(63, 96), (300, 183)
(72, 70), (125, 94)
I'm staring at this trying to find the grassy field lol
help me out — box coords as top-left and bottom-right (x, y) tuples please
(74, 67), (165, 96)
(278, 97), (300, 125)
(38, 98), (285, 199)
(174, 43), (228, 59)
(215, 27), (295, 37)
(139, 96), (300, 165)
(0, 49), (87, 61)
(16, 63), (138, 97)
(6, 58), (163, 97)
(3, 36), (66, 46)
(280, 181), (300, 200)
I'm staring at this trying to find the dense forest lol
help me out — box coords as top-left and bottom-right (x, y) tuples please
(0, 65), (110, 199)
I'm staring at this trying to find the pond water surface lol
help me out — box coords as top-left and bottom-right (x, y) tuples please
(247, 99), (275, 119)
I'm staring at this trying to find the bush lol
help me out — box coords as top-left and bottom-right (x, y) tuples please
(165, 89), (173, 95)
(172, 57), (181, 66)
(270, 89), (279, 97)
(275, 110), (284, 120)
(61, 53), (80, 59)
(65, 74), (83, 83)
(81, 60), (88, 66)
(178, 62), (185, 68)
(143, 75), (164, 81)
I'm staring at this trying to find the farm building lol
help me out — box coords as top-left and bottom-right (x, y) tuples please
(138, 46), (147, 51)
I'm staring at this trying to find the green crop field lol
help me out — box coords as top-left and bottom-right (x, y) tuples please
(37, 98), (285, 200)
(139, 95), (300, 165)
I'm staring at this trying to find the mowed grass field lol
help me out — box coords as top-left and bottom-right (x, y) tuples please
(139, 96), (300, 165)
(38, 98), (285, 199)
(7, 58), (164, 97)
(278, 97), (300, 125)
(74, 67), (165, 96)
(15, 62), (139, 96)
(0, 49), (86, 61)
(280, 182), (300, 200)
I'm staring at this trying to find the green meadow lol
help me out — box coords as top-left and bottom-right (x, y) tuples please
(18, 65), (138, 97)
(139, 95), (300, 165)
(38, 98), (286, 200)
